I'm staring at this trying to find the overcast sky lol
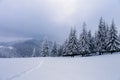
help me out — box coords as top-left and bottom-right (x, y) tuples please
(0, 0), (120, 42)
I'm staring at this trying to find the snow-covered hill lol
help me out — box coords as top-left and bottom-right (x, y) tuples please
(0, 46), (17, 58)
(0, 39), (53, 58)
(0, 54), (120, 80)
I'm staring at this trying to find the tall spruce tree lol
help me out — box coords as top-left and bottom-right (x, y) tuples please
(106, 20), (120, 54)
(63, 27), (79, 56)
(88, 30), (95, 53)
(79, 22), (90, 56)
(62, 39), (68, 56)
(51, 42), (58, 57)
(97, 17), (107, 54)
(41, 40), (49, 57)
(32, 48), (36, 57)
(94, 31), (99, 53)
(58, 45), (63, 56)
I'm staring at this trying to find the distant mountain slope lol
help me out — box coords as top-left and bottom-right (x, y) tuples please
(0, 45), (17, 58)
(0, 39), (53, 58)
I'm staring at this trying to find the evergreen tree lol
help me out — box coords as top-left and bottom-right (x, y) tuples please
(94, 31), (98, 53)
(41, 40), (49, 57)
(51, 42), (58, 57)
(79, 22), (90, 56)
(97, 17), (107, 54)
(62, 39), (68, 56)
(63, 27), (79, 56)
(58, 45), (64, 56)
(105, 24), (110, 40)
(32, 48), (36, 57)
(106, 20), (120, 54)
(88, 30), (95, 53)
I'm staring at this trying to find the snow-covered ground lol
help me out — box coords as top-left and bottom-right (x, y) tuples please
(0, 54), (120, 80)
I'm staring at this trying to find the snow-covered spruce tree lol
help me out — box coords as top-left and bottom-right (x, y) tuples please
(79, 22), (90, 56)
(32, 48), (36, 57)
(88, 30), (95, 53)
(62, 39), (68, 56)
(63, 27), (79, 56)
(41, 40), (49, 57)
(94, 31), (99, 53)
(51, 42), (58, 57)
(96, 17), (107, 55)
(104, 24), (110, 52)
(58, 45), (64, 56)
(106, 20), (120, 54)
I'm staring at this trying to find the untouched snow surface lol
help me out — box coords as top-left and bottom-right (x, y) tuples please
(0, 54), (120, 80)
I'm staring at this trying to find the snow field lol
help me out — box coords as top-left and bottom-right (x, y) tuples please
(0, 54), (120, 80)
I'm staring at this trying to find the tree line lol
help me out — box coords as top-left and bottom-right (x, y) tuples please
(40, 17), (120, 57)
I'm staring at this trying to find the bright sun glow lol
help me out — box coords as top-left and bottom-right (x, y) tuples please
(47, 0), (95, 24)
(48, 0), (78, 24)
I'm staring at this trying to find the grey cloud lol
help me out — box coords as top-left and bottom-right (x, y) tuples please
(0, 0), (120, 42)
